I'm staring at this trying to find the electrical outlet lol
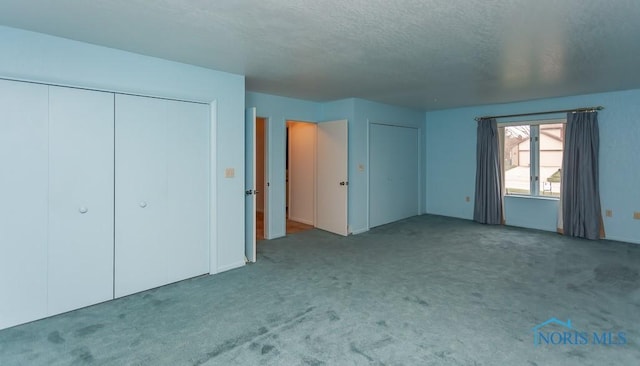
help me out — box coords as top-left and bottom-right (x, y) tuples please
(634, 212), (640, 220)
(605, 209), (612, 217)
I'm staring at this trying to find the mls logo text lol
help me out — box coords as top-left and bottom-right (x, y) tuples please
(532, 318), (627, 346)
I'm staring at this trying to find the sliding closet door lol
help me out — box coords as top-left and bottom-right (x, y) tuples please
(165, 100), (209, 283)
(0, 80), (49, 329)
(115, 95), (209, 297)
(115, 95), (169, 297)
(47, 87), (115, 315)
(369, 124), (420, 228)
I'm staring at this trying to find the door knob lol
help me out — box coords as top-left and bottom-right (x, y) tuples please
(139, 201), (148, 208)
(79, 206), (88, 214)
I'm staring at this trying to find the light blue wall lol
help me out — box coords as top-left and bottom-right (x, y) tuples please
(0, 26), (247, 272)
(321, 98), (426, 234)
(351, 99), (426, 233)
(248, 94), (426, 236)
(320, 98), (356, 122)
(426, 89), (640, 244)
(245, 92), (321, 238)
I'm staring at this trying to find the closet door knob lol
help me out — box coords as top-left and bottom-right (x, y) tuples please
(79, 207), (88, 214)
(139, 201), (148, 208)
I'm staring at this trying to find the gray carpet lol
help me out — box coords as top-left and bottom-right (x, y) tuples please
(1, 215), (639, 365)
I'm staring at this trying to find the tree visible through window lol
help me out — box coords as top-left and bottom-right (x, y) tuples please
(503, 120), (564, 198)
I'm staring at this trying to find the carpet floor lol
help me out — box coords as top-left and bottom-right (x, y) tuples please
(1, 214), (639, 365)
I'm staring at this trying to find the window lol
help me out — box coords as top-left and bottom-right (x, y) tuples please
(502, 119), (565, 198)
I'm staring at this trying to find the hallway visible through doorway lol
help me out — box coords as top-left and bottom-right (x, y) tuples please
(256, 212), (313, 240)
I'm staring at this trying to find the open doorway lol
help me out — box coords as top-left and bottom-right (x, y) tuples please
(286, 120), (315, 235)
(256, 117), (267, 240)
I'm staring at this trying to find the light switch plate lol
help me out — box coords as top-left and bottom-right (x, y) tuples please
(225, 168), (235, 178)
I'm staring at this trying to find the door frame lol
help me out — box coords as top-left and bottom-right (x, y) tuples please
(257, 116), (269, 240)
(208, 100), (218, 274)
(286, 120), (317, 228)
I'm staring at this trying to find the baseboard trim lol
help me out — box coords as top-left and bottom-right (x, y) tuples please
(288, 215), (314, 226)
(268, 233), (286, 240)
(428, 212), (640, 246)
(604, 235), (640, 245)
(216, 261), (245, 274)
(350, 227), (369, 235)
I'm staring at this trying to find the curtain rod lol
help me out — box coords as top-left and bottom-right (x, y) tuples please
(474, 106), (604, 122)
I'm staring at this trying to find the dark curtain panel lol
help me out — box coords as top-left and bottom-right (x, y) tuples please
(474, 118), (503, 224)
(561, 111), (602, 240)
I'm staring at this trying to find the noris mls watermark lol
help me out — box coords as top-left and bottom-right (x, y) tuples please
(532, 318), (627, 346)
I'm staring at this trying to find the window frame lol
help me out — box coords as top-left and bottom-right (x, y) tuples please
(499, 118), (566, 199)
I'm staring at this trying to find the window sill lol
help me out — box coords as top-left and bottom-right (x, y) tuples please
(505, 194), (559, 201)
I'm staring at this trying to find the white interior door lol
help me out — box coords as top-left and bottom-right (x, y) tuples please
(0, 80), (49, 330)
(245, 107), (257, 262)
(316, 120), (349, 236)
(48, 86), (115, 315)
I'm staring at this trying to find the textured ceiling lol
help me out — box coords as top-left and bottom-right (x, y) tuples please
(1, 0), (640, 110)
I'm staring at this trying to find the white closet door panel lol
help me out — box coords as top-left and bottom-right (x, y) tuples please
(165, 101), (210, 282)
(47, 86), (114, 315)
(115, 94), (169, 297)
(0, 79), (49, 329)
